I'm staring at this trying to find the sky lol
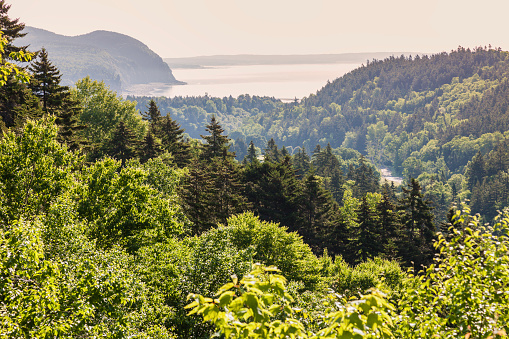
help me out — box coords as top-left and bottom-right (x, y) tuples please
(9, 0), (509, 58)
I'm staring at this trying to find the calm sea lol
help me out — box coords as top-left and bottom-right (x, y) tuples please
(124, 63), (362, 101)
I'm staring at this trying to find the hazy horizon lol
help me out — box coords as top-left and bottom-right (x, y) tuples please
(11, 0), (509, 58)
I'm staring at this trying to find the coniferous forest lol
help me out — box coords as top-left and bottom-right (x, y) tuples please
(2, 2), (509, 338)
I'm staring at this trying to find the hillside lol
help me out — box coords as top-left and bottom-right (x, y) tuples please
(133, 47), (509, 220)
(19, 26), (183, 92)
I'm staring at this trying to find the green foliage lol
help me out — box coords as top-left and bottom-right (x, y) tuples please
(71, 76), (147, 150)
(396, 209), (509, 338)
(77, 158), (186, 249)
(0, 117), (80, 223)
(186, 264), (395, 338)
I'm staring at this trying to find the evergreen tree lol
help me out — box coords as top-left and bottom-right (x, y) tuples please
(181, 160), (214, 234)
(292, 147), (311, 177)
(242, 156), (301, 229)
(263, 138), (281, 163)
(376, 191), (401, 260)
(0, 2), (37, 129)
(28, 48), (66, 111)
(200, 116), (233, 159)
(465, 151), (485, 190)
(209, 157), (247, 225)
(138, 131), (162, 163)
(0, 0), (28, 58)
(159, 114), (190, 167)
(356, 196), (381, 261)
(243, 140), (258, 164)
(398, 178), (436, 268)
(105, 121), (138, 167)
(296, 170), (338, 252)
(141, 99), (162, 133)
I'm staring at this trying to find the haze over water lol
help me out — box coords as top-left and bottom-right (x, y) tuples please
(125, 63), (362, 100)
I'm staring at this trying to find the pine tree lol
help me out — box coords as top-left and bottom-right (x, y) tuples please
(356, 196), (381, 261)
(263, 138), (281, 163)
(28, 48), (66, 111)
(200, 116), (233, 159)
(297, 170), (338, 252)
(105, 121), (138, 167)
(242, 156), (301, 229)
(0, 2), (37, 129)
(465, 151), (485, 190)
(209, 157), (247, 225)
(398, 178), (436, 268)
(243, 140), (258, 164)
(138, 131), (162, 163)
(0, 1), (28, 59)
(141, 99), (162, 134)
(181, 160), (214, 235)
(292, 147), (311, 177)
(159, 114), (190, 167)
(376, 191), (401, 260)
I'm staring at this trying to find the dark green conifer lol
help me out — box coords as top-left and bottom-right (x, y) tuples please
(105, 121), (138, 167)
(200, 116), (233, 159)
(243, 140), (258, 164)
(159, 114), (190, 167)
(138, 131), (162, 163)
(28, 48), (66, 111)
(398, 178), (436, 268)
(141, 99), (162, 134)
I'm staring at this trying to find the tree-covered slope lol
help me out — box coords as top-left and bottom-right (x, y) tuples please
(19, 26), (183, 92)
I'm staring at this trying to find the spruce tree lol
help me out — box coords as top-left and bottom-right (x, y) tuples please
(181, 159), (214, 234)
(200, 116), (233, 159)
(243, 140), (258, 164)
(159, 114), (190, 167)
(263, 138), (281, 163)
(292, 147), (311, 177)
(0, 1), (28, 58)
(376, 191), (401, 260)
(398, 178), (436, 268)
(141, 99), (162, 134)
(28, 48), (66, 111)
(296, 170), (338, 252)
(105, 121), (138, 167)
(242, 156), (301, 229)
(138, 131), (162, 163)
(356, 196), (381, 261)
(465, 151), (485, 190)
(0, 1), (37, 129)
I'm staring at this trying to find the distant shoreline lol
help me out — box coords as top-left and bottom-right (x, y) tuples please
(164, 52), (425, 69)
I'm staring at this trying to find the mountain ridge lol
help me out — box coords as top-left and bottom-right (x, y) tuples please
(19, 26), (184, 92)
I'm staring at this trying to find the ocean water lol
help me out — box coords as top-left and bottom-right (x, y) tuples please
(124, 63), (361, 100)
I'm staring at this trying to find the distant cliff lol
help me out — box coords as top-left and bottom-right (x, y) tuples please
(19, 26), (184, 92)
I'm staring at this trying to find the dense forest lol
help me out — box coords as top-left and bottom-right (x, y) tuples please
(1, 1), (509, 338)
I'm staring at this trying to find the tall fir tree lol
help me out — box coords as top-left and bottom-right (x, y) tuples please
(104, 121), (138, 167)
(292, 147), (311, 177)
(242, 156), (301, 229)
(181, 159), (214, 235)
(355, 196), (381, 261)
(138, 131), (162, 163)
(296, 170), (338, 253)
(0, 1), (38, 129)
(200, 116), (233, 159)
(141, 99), (162, 134)
(28, 48), (66, 111)
(398, 178), (436, 268)
(159, 114), (190, 167)
(243, 140), (258, 164)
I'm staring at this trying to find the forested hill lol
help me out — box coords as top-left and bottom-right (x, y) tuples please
(19, 26), (183, 92)
(133, 47), (509, 220)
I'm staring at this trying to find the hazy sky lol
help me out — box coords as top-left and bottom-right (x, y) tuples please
(10, 0), (509, 58)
